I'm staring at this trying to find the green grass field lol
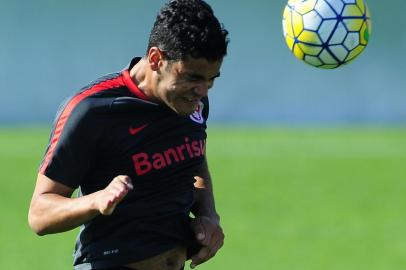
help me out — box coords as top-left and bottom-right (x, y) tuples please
(1, 127), (406, 270)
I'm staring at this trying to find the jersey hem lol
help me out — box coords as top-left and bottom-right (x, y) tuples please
(73, 242), (186, 270)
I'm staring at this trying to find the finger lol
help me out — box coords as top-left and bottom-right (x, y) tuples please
(117, 175), (134, 190)
(125, 181), (134, 190)
(200, 229), (213, 246)
(107, 187), (126, 201)
(199, 222), (222, 247)
(106, 197), (115, 206)
(106, 184), (129, 205)
(109, 184), (124, 193)
(207, 238), (224, 260)
(190, 231), (225, 268)
(212, 229), (225, 247)
(107, 192), (121, 205)
(192, 219), (207, 243)
(104, 191), (125, 213)
(190, 247), (209, 269)
(100, 197), (117, 215)
(192, 237), (223, 268)
(112, 180), (132, 195)
(113, 188), (129, 202)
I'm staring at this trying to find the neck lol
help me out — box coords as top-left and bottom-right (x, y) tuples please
(129, 58), (157, 101)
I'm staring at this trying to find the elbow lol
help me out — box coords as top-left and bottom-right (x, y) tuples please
(28, 210), (48, 236)
(28, 218), (47, 236)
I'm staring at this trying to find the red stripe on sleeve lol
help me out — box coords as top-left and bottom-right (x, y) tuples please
(39, 75), (125, 174)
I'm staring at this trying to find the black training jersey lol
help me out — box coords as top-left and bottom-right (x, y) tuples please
(39, 58), (209, 269)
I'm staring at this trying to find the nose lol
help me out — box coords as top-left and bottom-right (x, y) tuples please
(194, 82), (210, 97)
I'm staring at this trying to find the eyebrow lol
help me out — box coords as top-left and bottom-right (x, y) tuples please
(185, 72), (221, 81)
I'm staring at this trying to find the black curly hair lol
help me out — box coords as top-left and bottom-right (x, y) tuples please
(147, 0), (229, 62)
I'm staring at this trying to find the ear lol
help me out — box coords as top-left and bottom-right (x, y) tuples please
(147, 47), (164, 71)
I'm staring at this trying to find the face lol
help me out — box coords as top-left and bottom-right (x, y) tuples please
(154, 56), (222, 116)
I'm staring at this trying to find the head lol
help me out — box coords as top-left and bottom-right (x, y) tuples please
(145, 0), (229, 115)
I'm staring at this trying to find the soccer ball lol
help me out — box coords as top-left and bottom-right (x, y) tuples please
(282, 0), (372, 69)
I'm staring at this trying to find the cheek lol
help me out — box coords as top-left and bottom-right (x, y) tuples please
(157, 81), (176, 98)
(169, 83), (193, 96)
(166, 85), (180, 98)
(160, 85), (183, 105)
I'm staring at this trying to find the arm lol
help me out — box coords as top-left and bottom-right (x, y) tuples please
(190, 157), (224, 268)
(28, 173), (133, 235)
(192, 158), (220, 222)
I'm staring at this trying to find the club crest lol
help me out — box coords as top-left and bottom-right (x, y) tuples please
(190, 101), (204, 124)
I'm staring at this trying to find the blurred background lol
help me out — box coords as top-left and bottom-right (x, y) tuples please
(1, 0), (405, 270)
(1, 0), (404, 125)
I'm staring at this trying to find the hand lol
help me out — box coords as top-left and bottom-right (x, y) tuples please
(95, 175), (133, 215)
(190, 216), (224, 268)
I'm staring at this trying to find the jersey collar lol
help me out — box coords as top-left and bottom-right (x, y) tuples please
(122, 57), (150, 101)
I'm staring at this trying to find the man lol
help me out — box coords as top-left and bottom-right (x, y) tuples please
(28, 0), (229, 269)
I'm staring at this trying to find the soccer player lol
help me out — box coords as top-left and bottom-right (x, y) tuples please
(28, 1), (229, 269)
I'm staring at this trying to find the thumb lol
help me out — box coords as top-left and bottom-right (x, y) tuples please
(192, 218), (206, 242)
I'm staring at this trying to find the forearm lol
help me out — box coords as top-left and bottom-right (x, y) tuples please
(192, 158), (220, 223)
(29, 174), (132, 235)
(193, 181), (220, 223)
(29, 191), (100, 235)
(189, 160), (224, 268)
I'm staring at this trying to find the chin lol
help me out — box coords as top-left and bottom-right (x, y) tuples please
(170, 103), (195, 116)
(174, 106), (195, 116)
(177, 109), (194, 116)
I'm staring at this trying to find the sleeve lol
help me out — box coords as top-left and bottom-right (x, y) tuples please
(39, 99), (101, 189)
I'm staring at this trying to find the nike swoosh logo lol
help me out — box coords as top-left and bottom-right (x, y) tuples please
(129, 124), (148, 136)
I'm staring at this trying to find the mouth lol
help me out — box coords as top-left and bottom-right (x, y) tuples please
(182, 97), (200, 104)
(172, 97), (200, 115)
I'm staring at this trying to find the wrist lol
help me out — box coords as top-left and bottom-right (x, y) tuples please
(211, 214), (220, 225)
(195, 212), (220, 225)
(88, 190), (103, 214)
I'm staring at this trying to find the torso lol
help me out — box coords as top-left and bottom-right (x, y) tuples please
(42, 63), (209, 269)
(125, 246), (186, 270)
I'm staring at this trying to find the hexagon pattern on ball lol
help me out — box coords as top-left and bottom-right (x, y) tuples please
(282, 0), (371, 69)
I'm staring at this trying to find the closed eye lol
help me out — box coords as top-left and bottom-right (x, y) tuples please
(185, 72), (220, 82)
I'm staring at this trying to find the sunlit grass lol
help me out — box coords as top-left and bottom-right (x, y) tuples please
(1, 127), (405, 270)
